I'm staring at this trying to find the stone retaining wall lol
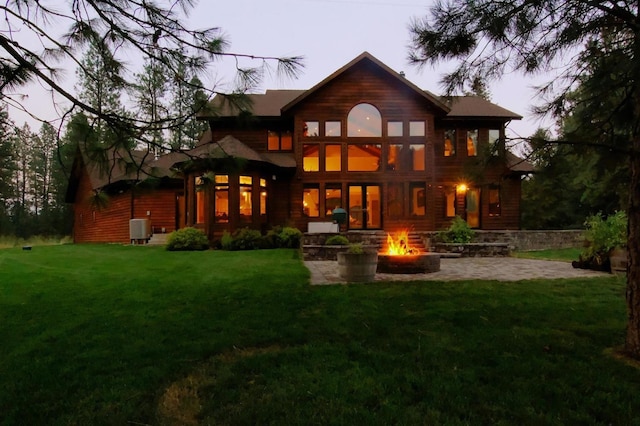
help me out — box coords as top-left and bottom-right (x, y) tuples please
(432, 242), (510, 257)
(423, 230), (584, 251)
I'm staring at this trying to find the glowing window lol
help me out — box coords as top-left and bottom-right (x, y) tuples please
(387, 144), (403, 171)
(303, 144), (319, 172)
(325, 144), (341, 172)
(239, 176), (252, 220)
(347, 144), (381, 172)
(444, 129), (456, 157)
(303, 186), (320, 217)
(260, 179), (267, 216)
(467, 129), (478, 156)
(445, 188), (456, 217)
(410, 144), (425, 171)
(268, 130), (292, 150)
(195, 176), (205, 224)
(347, 103), (381, 137)
(325, 186), (342, 216)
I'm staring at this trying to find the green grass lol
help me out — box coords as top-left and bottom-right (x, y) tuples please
(513, 247), (583, 262)
(1, 245), (638, 425)
(0, 234), (72, 249)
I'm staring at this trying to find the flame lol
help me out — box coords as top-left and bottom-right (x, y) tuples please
(386, 230), (419, 255)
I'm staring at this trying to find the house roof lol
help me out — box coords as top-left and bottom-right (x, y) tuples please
(204, 52), (521, 120)
(506, 151), (536, 173)
(445, 96), (522, 120)
(182, 132), (296, 168)
(281, 51), (450, 113)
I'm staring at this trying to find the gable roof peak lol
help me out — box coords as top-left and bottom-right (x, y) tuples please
(282, 52), (450, 113)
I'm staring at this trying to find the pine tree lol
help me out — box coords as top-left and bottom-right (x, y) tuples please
(408, 0), (640, 359)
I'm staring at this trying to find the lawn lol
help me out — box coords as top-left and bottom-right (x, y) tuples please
(1, 245), (638, 425)
(513, 247), (583, 262)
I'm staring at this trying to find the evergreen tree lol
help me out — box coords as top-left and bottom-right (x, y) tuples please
(0, 107), (16, 235)
(408, 0), (640, 358)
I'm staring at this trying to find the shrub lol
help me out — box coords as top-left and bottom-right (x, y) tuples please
(581, 211), (627, 264)
(220, 227), (262, 251)
(277, 226), (303, 249)
(347, 243), (365, 254)
(438, 216), (474, 243)
(325, 235), (349, 245)
(166, 227), (209, 251)
(264, 226), (303, 249)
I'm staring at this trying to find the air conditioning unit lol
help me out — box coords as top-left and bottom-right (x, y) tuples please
(130, 219), (150, 241)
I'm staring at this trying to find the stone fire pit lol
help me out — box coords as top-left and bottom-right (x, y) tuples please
(377, 253), (441, 274)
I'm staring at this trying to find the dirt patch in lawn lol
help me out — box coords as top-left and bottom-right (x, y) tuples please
(156, 345), (284, 425)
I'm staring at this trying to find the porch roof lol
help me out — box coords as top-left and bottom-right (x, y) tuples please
(175, 133), (296, 168)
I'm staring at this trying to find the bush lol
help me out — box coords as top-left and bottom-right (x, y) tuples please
(277, 226), (303, 249)
(438, 216), (474, 243)
(325, 235), (349, 245)
(166, 227), (209, 251)
(581, 211), (627, 264)
(220, 227), (262, 251)
(264, 225), (303, 249)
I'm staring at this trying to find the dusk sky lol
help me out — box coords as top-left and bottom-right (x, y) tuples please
(10, 0), (555, 143)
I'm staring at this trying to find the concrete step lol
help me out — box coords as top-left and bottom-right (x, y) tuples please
(147, 233), (170, 246)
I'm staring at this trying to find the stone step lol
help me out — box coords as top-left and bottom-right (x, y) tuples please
(147, 233), (170, 246)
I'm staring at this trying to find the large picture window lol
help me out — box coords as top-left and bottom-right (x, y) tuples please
(347, 144), (381, 171)
(348, 103), (381, 137)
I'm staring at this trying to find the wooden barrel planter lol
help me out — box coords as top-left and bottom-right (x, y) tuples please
(610, 247), (628, 276)
(337, 252), (378, 282)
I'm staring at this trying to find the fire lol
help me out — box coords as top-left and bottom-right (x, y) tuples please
(386, 230), (419, 255)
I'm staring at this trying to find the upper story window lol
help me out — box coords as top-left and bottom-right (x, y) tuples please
(325, 121), (341, 137)
(348, 103), (381, 137)
(387, 121), (403, 137)
(409, 121), (426, 137)
(489, 129), (500, 155)
(444, 129), (456, 157)
(303, 144), (319, 172)
(467, 129), (478, 156)
(303, 121), (319, 137)
(268, 130), (292, 150)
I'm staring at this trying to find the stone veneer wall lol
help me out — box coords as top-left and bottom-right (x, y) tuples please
(424, 230), (584, 251)
(304, 230), (585, 253)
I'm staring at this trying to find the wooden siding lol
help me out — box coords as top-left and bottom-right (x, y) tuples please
(72, 165), (179, 243)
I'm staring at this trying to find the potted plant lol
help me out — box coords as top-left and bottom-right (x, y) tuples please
(575, 211), (627, 274)
(337, 243), (378, 282)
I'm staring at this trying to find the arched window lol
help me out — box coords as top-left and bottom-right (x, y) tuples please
(347, 103), (381, 137)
